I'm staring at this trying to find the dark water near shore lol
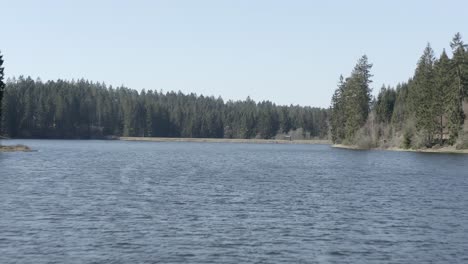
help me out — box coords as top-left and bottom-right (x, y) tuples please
(1, 140), (468, 263)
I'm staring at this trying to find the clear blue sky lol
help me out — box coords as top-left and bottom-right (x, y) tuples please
(2, 0), (467, 107)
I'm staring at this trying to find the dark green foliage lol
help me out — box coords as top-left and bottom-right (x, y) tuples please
(1, 77), (328, 139)
(375, 85), (396, 124)
(390, 82), (411, 130)
(257, 101), (280, 139)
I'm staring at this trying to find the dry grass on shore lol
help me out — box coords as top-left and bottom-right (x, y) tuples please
(332, 144), (468, 154)
(0, 144), (32, 152)
(120, 137), (330, 145)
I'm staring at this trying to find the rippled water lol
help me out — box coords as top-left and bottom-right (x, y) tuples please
(1, 140), (468, 263)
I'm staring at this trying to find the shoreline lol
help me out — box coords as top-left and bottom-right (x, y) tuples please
(119, 137), (331, 145)
(332, 144), (468, 154)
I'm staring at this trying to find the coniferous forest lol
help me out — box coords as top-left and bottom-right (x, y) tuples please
(0, 76), (328, 139)
(330, 33), (468, 149)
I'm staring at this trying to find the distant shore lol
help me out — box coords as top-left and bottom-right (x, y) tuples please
(120, 137), (331, 145)
(332, 144), (468, 154)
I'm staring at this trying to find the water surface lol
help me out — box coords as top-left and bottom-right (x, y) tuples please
(1, 140), (468, 263)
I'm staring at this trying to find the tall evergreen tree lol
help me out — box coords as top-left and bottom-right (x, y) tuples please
(344, 55), (373, 142)
(411, 44), (437, 145)
(433, 49), (453, 144)
(435, 50), (454, 143)
(450, 33), (468, 98)
(330, 75), (346, 143)
(330, 56), (373, 144)
(447, 33), (468, 142)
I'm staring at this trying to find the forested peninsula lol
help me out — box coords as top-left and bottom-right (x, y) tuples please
(330, 33), (468, 151)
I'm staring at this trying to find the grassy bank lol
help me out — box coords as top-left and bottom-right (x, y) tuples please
(120, 137), (331, 145)
(332, 144), (468, 154)
(0, 144), (32, 152)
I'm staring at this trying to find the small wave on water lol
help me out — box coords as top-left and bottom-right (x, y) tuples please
(1, 140), (468, 263)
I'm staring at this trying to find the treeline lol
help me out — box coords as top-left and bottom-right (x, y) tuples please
(331, 33), (468, 149)
(0, 52), (4, 127)
(0, 77), (328, 139)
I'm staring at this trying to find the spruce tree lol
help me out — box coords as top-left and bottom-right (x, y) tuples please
(450, 33), (468, 99)
(434, 50), (452, 143)
(343, 55), (373, 142)
(412, 44), (437, 146)
(390, 82), (410, 130)
(330, 75), (346, 143)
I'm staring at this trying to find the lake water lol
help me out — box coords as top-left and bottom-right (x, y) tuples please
(1, 140), (468, 263)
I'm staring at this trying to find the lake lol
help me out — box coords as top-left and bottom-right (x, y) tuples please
(1, 140), (468, 263)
